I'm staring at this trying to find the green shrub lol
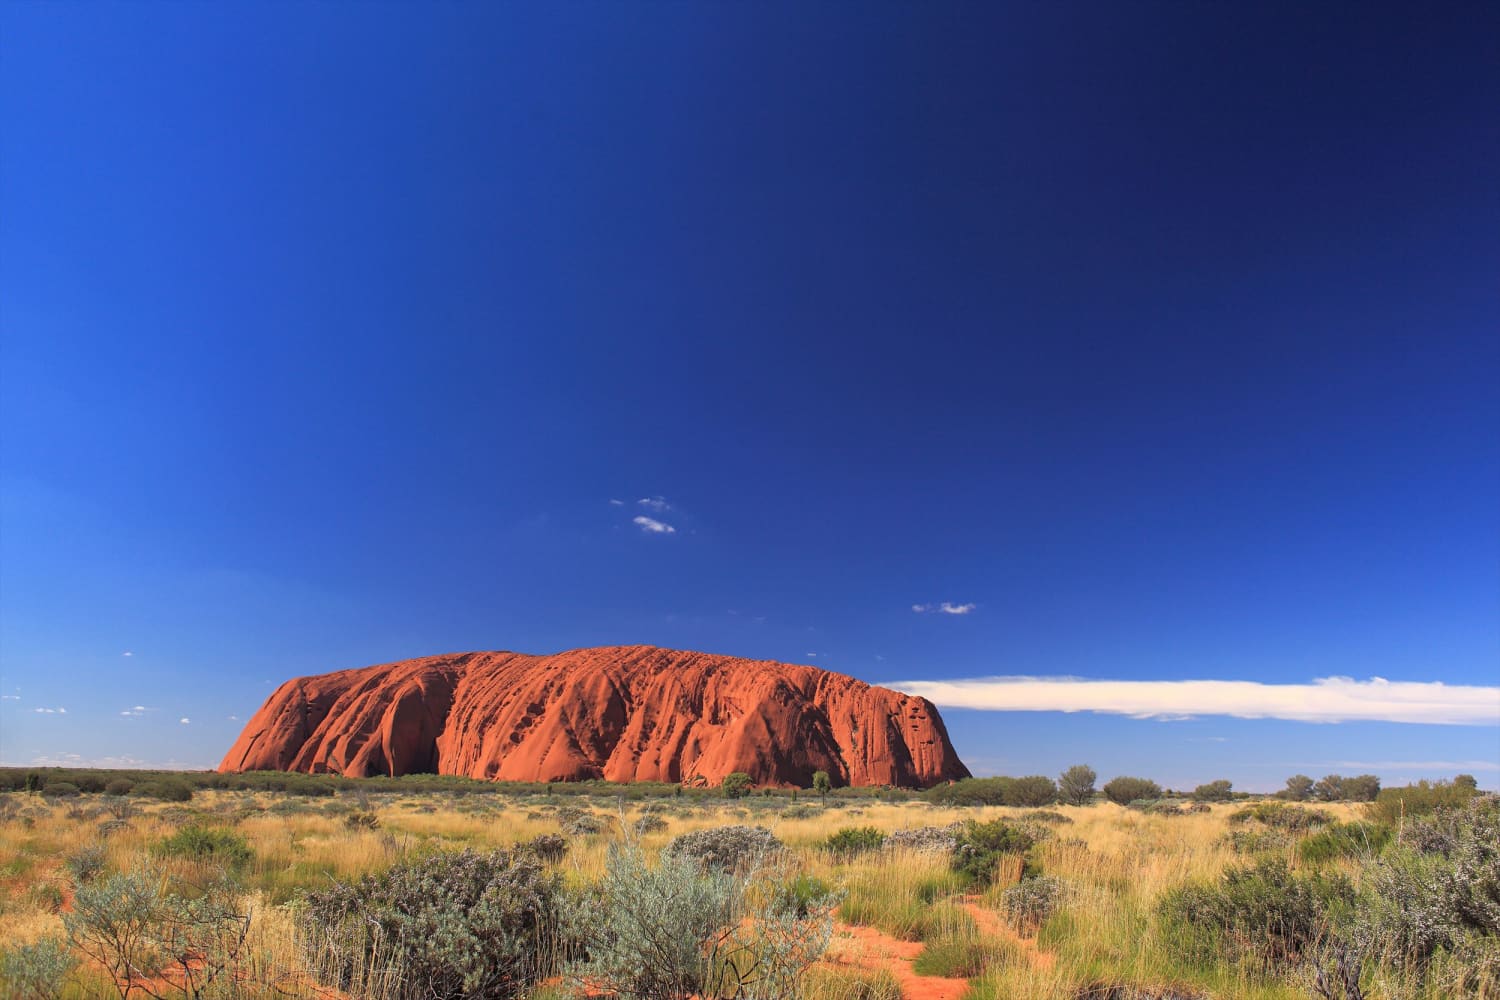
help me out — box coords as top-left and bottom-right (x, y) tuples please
(1354, 794), (1499, 982)
(1103, 776), (1162, 806)
(1278, 774), (1315, 801)
(952, 819), (1037, 885)
(1368, 779), (1479, 825)
(1191, 780), (1233, 802)
(158, 825), (253, 871)
(1312, 774), (1381, 803)
(1021, 810), (1072, 825)
(922, 775), (1059, 807)
(0, 935), (77, 999)
(40, 781), (80, 798)
(1005, 775), (1059, 807)
(72, 774), (108, 794)
(1298, 821), (1392, 864)
(1157, 857), (1355, 971)
(1058, 764), (1097, 806)
(824, 826), (886, 856)
(664, 825), (782, 873)
(1228, 802), (1332, 831)
(104, 777), (134, 796)
(136, 779), (193, 802)
(721, 772), (752, 799)
(1223, 829), (1291, 855)
(777, 872), (836, 917)
(304, 848), (562, 1000)
(922, 777), (1015, 807)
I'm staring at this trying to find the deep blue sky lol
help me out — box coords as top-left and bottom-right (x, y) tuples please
(3, 3), (1497, 789)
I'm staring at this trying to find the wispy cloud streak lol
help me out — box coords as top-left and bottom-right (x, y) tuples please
(633, 515), (676, 535)
(891, 675), (1500, 726)
(1316, 759), (1500, 772)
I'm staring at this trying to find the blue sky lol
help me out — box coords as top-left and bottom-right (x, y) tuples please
(2, 3), (1496, 790)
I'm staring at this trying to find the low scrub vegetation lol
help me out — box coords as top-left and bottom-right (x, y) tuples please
(0, 775), (1495, 999)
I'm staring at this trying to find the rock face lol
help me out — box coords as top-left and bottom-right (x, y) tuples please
(219, 645), (970, 788)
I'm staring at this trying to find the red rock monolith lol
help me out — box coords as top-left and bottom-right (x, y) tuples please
(219, 645), (970, 788)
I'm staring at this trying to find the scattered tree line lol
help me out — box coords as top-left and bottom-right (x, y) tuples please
(5, 765), (1482, 807)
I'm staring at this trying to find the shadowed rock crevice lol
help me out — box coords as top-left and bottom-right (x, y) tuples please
(219, 644), (970, 788)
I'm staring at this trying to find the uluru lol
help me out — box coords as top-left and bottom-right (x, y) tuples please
(219, 645), (970, 788)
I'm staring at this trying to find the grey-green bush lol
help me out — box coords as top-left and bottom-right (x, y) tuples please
(1354, 795), (1499, 984)
(0, 936), (77, 1000)
(1001, 875), (1067, 932)
(64, 865), (250, 1000)
(1158, 857), (1355, 972)
(65, 844), (108, 885)
(664, 825), (783, 873)
(302, 848), (563, 1000)
(567, 841), (834, 1000)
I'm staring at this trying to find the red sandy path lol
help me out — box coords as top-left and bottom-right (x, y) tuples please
(823, 922), (972, 1000)
(821, 895), (1056, 999)
(958, 894), (1056, 971)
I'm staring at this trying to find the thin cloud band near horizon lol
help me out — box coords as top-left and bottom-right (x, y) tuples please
(890, 675), (1500, 726)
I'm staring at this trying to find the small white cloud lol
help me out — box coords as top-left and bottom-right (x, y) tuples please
(875, 655), (885, 661)
(179, 717), (191, 725)
(633, 515), (676, 535)
(33, 707), (64, 714)
(1, 695), (19, 701)
(912, 603), (932, 613)
(227, 715), (239, 721)
(122, 651), (133, 657)
(134, 705), (147, 712)
(637, 497), (672, 513)
(608, 499), (625, 506)
(806, 652), (818, 658)
(914, 602), (976, 615)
